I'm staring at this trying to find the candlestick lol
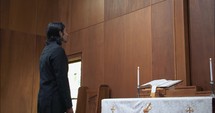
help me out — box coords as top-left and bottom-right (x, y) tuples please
(210, 58), (213, 81)
(137, 66), (140, 98)
(210, 81), (215, 97)
(137, 66), (140, 87)
(209, 58), (215, 97)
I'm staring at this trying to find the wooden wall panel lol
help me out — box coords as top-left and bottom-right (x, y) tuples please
(189, 0), (215, 90)
(58, 0), (70, 27)
(31, 36), (46, 113)
(0, 0), (37, 34)
(66, 31), (84, 55)
(104, 17), (126, 97)
(104, 0), (127, 20)
(151, 0), (166, 5)
(36, 0), (70, 36)
(174, 0), (190, 85)
(88, 0), (104, 26)
(105, 7), (151, 97)
(68, 23), (104, 89)
(0, 0), (10, 29)
(69, 0), (104, 32)
(69, 0), (89, 32)
(151, 0), (175, 79)
(105, 0), (151, 21)
(0, 29), (36, 113)
(126, 0), (151, 12)
(82, 23), (104, 89)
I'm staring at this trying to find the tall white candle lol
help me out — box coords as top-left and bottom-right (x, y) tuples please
(137, 66), (140, 86)
(210, 58), (213, 81)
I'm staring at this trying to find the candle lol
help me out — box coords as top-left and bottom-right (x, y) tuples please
(137, 66), (140, 86)
(210, 58), (213, 81)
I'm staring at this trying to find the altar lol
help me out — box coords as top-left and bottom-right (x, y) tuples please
(102, 96), (215, 113)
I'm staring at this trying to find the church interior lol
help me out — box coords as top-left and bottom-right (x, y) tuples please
(0, 0), (215, 113)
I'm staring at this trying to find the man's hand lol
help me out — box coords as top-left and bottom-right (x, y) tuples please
(66, 107), (74, 113)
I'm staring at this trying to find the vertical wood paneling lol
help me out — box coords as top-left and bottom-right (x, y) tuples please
(174, 0), (190, 85)
(0, 0), (37, 34)
(0, 30), (36, 113)
(36, 0), (70, 36)
(124, 6), (152, 96)
(31, 36), (46, 113)
(82, 23), (104, 89)
(65, 0), (105, 55)
(69, 0), (89, 32)
(69, 0), (104, 32)
(58, 0), (70, 27)
(151, 0), (175, 79)
(88, 0), (104, 26)
(104, 0), (127, 21)
(36, 0), (59, 36)
(104, 17), (126, 97)
(105, 7), (151, 97)
(0, 0), (10, 29)
(68, 23), (104, 90)
(189, 0), (215, 90)
(126, 0), (151, 12)
(151, 0), (166, 5)
(66, 31), (84, 54)
(104, 0), (151, 21)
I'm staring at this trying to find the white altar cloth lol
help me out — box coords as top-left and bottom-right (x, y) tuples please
(102, 96), (214, 113)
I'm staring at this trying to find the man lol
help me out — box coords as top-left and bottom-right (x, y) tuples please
(38, 22), (73, 113)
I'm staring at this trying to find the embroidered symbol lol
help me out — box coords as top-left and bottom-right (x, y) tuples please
(143, 102), (152, 113)
(186, 106), (194, 113)
(111, 106), (116, 113)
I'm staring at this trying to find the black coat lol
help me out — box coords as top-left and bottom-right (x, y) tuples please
(38, 41), (72, 113)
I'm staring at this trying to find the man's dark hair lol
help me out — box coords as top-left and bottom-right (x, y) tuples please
(46, 22), (65, 44)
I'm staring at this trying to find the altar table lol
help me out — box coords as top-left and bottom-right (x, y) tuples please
(102, 96), (214, 113)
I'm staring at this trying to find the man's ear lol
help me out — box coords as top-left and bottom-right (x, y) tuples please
(59, 31), (63, 37)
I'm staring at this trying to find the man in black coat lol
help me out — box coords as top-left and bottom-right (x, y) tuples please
(38, 22), (73, 113)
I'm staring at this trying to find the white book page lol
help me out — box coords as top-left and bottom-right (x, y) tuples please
(141, 79), (168, 87)
(158, 80), (182, 87)
(141, 79), (182, 88)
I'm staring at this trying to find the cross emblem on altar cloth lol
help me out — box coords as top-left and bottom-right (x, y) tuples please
(111, 106), (116, 113)
(186, 106), (194, 113)
(143, 103), (152, 113)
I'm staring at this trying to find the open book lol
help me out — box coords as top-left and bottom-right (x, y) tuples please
(140, 79), (182, 88)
